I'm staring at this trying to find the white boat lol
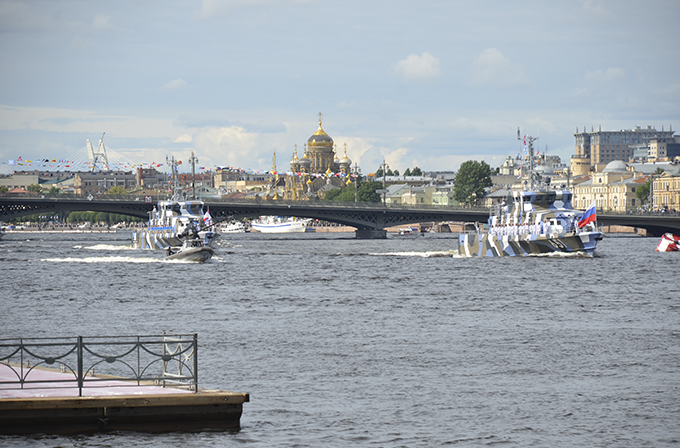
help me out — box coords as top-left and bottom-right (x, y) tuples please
(250, 216), (312, 233)
(219, 221), (246, 233)
(394, 227), (422, 237)
(131, 199), (217, 250)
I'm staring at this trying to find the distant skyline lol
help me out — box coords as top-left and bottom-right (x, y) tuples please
(1, 0), (679, 175)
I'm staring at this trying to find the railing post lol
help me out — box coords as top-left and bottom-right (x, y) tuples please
(193, 333), (198, 393)
(77, 336), (83, 397)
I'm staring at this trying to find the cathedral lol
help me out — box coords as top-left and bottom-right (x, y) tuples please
(285, 113), (354, 200)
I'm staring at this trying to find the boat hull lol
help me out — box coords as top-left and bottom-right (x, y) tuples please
(456, 231), (603, 257)
(166, 247), (214, 262)
(132, 229), (216, 249)
(250, 218), (311, 233)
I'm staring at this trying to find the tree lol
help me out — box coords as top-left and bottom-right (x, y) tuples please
(411, 166), (422, 176)
(393, 169), (400, 176)
(0, 186), (8, 194)
(636, 179), (650, 204)
(453, 160), (493, 206)
(327, 180), (382, 202)
(47, 186), (60, 196)
(107, 186), (128, 195)
(27, 184), (42, 193)
(403, 168), (411, 176)
(375, 168), (384, 178)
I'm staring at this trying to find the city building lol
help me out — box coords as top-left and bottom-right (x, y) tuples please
(572, 160), (647, 212)
(571, 125), (675, 175)
(653, 172), (680, 211)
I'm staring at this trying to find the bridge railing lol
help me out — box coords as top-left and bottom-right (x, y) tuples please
(1, 193), (489, 212)
(0, 332), (198, 396)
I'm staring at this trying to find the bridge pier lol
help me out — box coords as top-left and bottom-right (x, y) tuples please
(355, 229), (387, 239)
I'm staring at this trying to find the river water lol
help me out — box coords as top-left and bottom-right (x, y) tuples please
(1, 230), (679, 447)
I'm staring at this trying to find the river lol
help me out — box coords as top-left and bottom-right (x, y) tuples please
(1, 230), (679, 447)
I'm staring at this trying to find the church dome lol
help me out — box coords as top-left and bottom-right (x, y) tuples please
(299, 146), (311, 167)
(603, 160), (628, 173)
(339, 144), (352, 167)
(307, 116), (334, 147)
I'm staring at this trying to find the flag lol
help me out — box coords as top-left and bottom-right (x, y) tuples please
(578, 201), (597, 228)
(203, 210), (213, 227)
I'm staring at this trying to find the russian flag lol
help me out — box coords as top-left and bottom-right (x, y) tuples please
(203, 210), (213, 227)
(578, 201), (597, 228)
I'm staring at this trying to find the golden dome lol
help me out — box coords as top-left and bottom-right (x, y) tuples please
(307, 113), (334, 148)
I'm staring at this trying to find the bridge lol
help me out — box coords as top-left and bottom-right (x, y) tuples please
(1, 196), (678, 238)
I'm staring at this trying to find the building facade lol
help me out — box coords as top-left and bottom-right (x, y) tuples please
(571, 125), (675, 175)
(653, 173), (680, 211)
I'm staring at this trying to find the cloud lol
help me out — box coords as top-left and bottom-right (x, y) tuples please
(163, 79), (188, 91)
(174, 134), (193, 143)
(394, 52), (442, 82)
(573, 67), (626, 97)
(468, 48), (530, 88)
(584, 67), (625, 83)
(92, 14), (114, 31)
(200, 0), (313, 18)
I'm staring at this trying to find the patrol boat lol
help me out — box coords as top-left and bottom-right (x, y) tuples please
(131, 155), (217, 250)
(131, 199), (218, 250)
(453, 132), (603, 257)
(454, 190), (603, 257)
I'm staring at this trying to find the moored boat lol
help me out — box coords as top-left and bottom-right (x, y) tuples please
(219, 220), (246, 233)
(250, 216), (312, 233)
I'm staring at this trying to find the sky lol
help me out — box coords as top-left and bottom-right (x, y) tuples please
(1, 0), (679, 175)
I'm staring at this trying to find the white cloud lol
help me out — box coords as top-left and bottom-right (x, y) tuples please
(584, 67), (625, 83)
(468, 48), (530, 88)
(573, 67), (626, 97)
(394, 52), (442, 82)
(200, 0), (312, 18)
(163, 79), (188, 91)
(92, 14), (114, 31)
(174, 134), (193, 143)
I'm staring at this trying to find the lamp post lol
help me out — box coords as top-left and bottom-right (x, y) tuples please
(353, 162), (361, 203)
(380, 159), (389, 205)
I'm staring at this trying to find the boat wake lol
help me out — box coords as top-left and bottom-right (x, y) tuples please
(79, 244), (135, 251)
(368, 250), (457, 258)
(41, 256), (163, 264)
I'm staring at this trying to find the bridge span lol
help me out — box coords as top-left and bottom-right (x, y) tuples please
(0, 196), (678, 238)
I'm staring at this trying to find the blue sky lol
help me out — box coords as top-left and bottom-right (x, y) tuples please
(1, 0), (678, 175)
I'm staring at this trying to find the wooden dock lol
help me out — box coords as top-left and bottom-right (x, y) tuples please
(0, 365), (249, 434)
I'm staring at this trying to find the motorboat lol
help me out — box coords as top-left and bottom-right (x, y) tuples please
(656, 233), (680, 252)
(250, 216), (312, 233)
(166, 236), (215, 262)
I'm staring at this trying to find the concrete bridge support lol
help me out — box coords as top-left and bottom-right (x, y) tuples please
(355, 229), (387, 239)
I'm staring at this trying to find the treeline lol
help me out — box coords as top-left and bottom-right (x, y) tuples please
(374, 166), (423, 177)
(9, 212), (144, 224)
(324, 181), (383, 202)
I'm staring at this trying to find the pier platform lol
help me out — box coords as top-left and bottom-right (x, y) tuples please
(0, 367), (249, 434)
(0, 333), (248, 435)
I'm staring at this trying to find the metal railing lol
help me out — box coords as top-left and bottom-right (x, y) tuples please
(0, 332), (198, 396)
